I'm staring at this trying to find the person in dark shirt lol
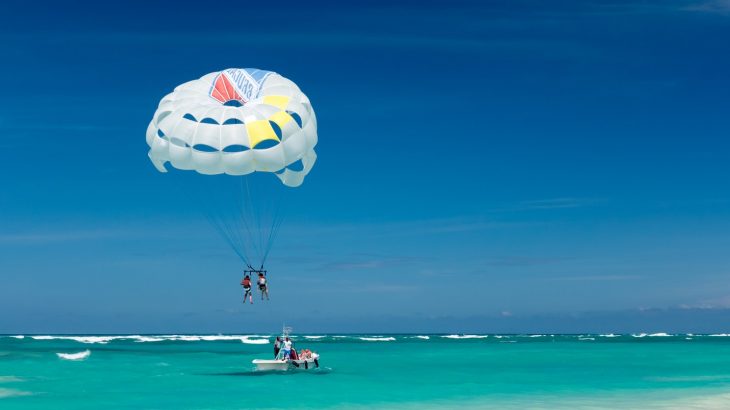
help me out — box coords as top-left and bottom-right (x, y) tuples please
(241, 275), (253, 304)
(274, 336), (281, 358)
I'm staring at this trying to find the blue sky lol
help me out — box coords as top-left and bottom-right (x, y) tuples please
(1, 0), (729, 333)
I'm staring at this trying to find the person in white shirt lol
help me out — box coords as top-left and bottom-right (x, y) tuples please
(282, 337), (293, 359)
(257, 273), (269, 300)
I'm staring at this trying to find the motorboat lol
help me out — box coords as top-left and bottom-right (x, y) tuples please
(252, 353), (320, 371)
(252, 326), (321, 371)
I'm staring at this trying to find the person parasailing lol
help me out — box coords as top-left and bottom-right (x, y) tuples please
(258, 271), (270, 301)
(241, 274), (253, 304)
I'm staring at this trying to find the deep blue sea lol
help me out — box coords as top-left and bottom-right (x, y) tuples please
(3, 333), (730, 409)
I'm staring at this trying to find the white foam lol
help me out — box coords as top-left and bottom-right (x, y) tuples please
(199, 335), (240, 341)
(70, 336), (117, 344)
(241, 337), (269, 345)
(493, 335), (510, 339)
(304, 336), (326, 339)
(528, 334), (545, 338)
(30, 336), (55, 340)
(57, 350), (91, 361)
(413, 335), (430, 340)
(171, 335), (203, 341)
(629, 332), (674, 338)
(30, 334), (273, 344)
(143, 335), (269, 343)
(442, 335), (488, 339)
(31, 335), (120, 344)
(709, 334), (730, 337)
(133, 336), (164, 342)
(579, 337), (595, 341)
(359, 337), (396, 341)
(599, 334), (620, 337)
(9, 336), (24, 340)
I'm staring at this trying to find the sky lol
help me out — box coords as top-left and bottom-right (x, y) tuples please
(0, 0), (729, 334)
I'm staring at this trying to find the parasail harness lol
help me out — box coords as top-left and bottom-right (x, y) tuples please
(244, 266), (267, 278)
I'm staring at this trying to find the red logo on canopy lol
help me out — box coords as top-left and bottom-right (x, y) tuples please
(210, 73), (244, 105)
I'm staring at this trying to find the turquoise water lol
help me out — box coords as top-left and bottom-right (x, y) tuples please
(3, 334), (730, 409)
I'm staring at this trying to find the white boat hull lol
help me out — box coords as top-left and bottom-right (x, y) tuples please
(252, 359), (289, 371)
(252, 356), (319, 371)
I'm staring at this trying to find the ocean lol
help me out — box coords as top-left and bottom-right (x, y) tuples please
(2, 334), (730, 409)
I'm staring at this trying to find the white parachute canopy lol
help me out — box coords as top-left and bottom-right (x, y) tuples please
(146, 68), (317, 187)
(146, 69), (318, 268)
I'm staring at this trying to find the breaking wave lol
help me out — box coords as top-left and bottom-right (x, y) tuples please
(9, 333), (730, 346)
(134, 336), (165, 342)
(26, 335), (272, 344)
(33, 336), (121, 344)
(57, 350), (91, 361)
(241, 337), (269, 345)
(442, 335), (488, 339)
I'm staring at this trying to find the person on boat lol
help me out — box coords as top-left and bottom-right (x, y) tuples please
(274, 336), (281, 358)
(257, 272), (269, 300)
(282, 337), (293, 359)
(241, 275), (253, 304)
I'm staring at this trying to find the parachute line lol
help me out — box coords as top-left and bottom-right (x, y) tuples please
(191, 174), (287, 270)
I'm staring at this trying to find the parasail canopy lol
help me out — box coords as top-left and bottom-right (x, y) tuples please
(146, 68), (317, 187)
